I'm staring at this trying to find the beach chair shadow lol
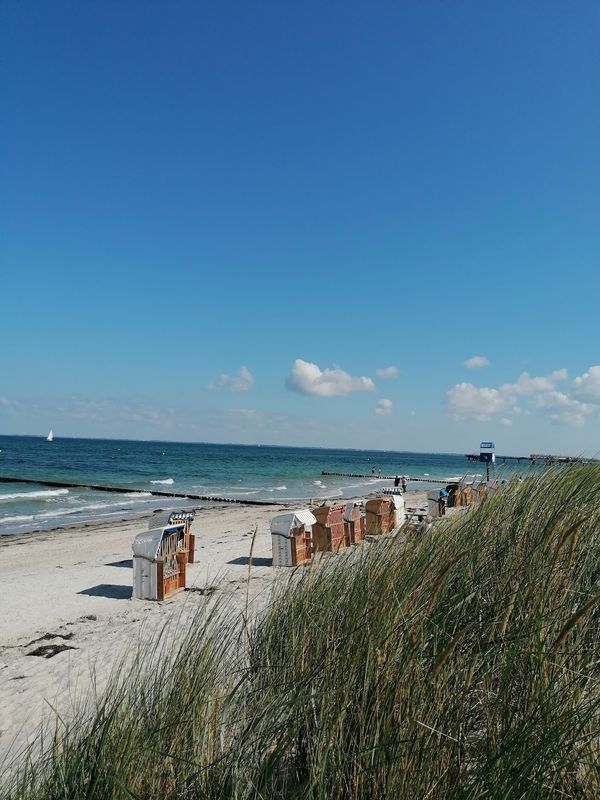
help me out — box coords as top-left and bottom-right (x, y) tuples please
(227, 556), (273, 567)
(78, 584), (132, 600)
(106, 559), (133, 569)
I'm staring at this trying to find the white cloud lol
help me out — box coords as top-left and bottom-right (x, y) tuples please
(209, 365), (254, 393)
(376, 366), (399, 379)
(463, 355), (490, 369)
(234, 408), (259, 420)
(375, 399), (393, 416)
(446, 366), (598, 427)
(501, 369), (567, 397)
(573, 366), (600, 404)
(285, 359), (375, 397)
(446, 382), (514, 422)
(534, 391), (593, 427)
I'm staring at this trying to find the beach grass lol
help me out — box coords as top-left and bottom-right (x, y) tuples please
(4, 467), (600, 798)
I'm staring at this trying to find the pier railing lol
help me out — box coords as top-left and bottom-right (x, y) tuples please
(465, 454), (598, 464)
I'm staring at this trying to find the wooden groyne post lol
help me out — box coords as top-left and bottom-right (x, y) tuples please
(0, 476), (275, 506)
(320, 471), (451, 484)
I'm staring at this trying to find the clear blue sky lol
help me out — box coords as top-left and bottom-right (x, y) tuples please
(1, 1), (599, 453)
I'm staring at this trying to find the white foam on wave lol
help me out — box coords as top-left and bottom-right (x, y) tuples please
(274, 485), (287, 491)
(0, 505), (156, 534)
(150, 478), (174, 485)
(312, 488), (343, 498)
(0, 488), (69, 502)
(0, 514), (35, 524)
(340, 480), (381, 491)
(0, 494), (158, 528)
(214, 489), (261, 498)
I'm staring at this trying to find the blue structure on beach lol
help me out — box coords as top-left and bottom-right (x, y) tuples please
(479, 442), (496, 464)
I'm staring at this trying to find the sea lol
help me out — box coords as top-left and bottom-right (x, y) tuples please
(0, 435), (505, 536)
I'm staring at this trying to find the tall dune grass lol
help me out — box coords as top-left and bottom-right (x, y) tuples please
(4, 467), (600, 798)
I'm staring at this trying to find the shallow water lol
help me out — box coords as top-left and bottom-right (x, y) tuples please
(0, 436), (505, 535)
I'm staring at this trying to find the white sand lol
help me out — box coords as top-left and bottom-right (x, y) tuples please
(0, 492), (425, 774)
(0, 503), (288, 772)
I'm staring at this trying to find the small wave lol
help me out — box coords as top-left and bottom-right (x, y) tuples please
(126, 492), (153, 498)
(212, 490), (261, 497)
(0, 488), (69, 502)
(340, 480), (382, 491)
(150, 478), (174, 485)
(0, 495), (158, 527)
(275, 485), (287, 491)
(313, 480), (325, 487)
(1, 506), (156, 534)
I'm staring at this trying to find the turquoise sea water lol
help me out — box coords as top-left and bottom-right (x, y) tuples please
(0, 436), (505, 535)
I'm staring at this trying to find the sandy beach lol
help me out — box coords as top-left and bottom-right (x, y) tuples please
(0, 491), (425, 773)
(0, 503), (289, 771)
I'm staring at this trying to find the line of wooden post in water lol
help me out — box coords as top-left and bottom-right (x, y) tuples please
(0, 476), (275, 506)
(321, 471), (450, 483)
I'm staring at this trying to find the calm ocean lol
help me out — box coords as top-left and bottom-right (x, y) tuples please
(0, 435), (498, 536)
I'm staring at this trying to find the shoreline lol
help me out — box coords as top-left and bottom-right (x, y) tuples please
(0, 491), (424, 769)
(0, 438), (476, 538)
(0, 480), (417, 541)
(0, 504), (233, 546)
(0, 503), (285, 769)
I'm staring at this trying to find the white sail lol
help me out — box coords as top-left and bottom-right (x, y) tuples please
(47, 429), (54, 442)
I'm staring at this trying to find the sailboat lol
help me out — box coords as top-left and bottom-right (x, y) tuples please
(46, 429), (54, 442)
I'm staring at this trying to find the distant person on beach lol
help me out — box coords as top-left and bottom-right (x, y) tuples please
(438, 487), (448, 516)
(401, 476), (407, 493)
(378, 467), (382, 478)
(371, 466), (375, 475)
(394, 475), (400, 487)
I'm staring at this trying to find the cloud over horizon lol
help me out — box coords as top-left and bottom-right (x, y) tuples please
(208, 366), (254, 393)
(285, 359), (375, 397)
(463, 355), (490, 369)
(375, 398), (393, 416)
(446, 366), (600, 427)
(573, 366), (600, 404)
(376, 366), (399, 379)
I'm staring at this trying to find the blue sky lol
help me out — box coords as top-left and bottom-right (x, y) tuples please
(1, 1), (599, 453)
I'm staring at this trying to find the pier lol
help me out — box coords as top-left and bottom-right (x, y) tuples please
(0, 476), (275, 506)
(464, 453), (599, 465)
